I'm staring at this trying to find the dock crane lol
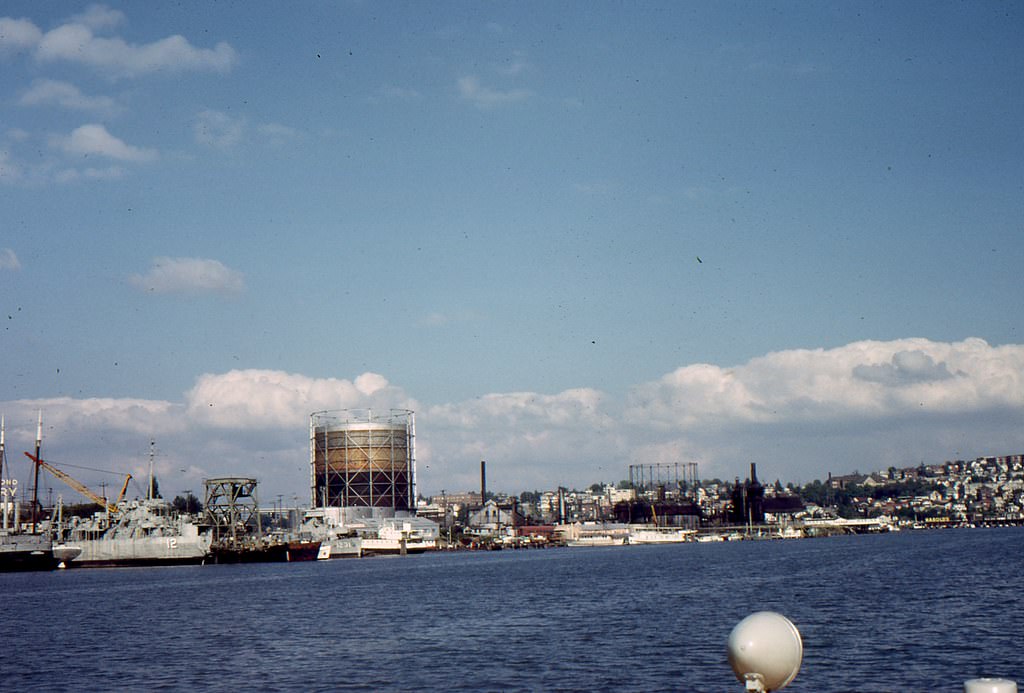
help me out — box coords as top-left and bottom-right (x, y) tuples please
(24, 452), (132, 515)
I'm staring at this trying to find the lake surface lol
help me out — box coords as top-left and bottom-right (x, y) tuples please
(2, 527), (1021, 692)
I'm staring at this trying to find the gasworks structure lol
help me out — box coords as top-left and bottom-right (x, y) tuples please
(309, 409), (416, 511)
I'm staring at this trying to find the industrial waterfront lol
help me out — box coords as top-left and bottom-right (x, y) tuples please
(4, 407), (1023, 572)
(3, 527), (1020, 692)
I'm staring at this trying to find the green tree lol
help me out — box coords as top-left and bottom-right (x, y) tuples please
(172, 492), (202, 514)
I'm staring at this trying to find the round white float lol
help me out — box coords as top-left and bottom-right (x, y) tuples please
(964, 679), (1018, 693)
(727, 611), (803, 691)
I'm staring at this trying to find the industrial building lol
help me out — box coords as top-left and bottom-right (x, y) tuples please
(305, 409), (438, 553)
(310, 408), (416, 510)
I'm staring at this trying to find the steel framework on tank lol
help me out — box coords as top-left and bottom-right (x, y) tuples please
(310, 409), (416, 511)
(629, 462), (700, 495)
(204, 477), (261, 542)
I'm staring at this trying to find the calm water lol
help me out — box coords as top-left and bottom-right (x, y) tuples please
(2, 528), (1021, 692)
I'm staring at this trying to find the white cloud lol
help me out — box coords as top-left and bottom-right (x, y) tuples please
(11, 396), (184, 436)
(2, 7), (234, 77)
(53, 124), (157, 162)
(185, 369), (410, 429)
(0, 17), (42, 52)
(626, 338), (1023, 429)
(458, 75), (531, 108)
(68, 4), (126, 32)
(0, 248), (21, 270)
(621, 338), (1024, 482)
(128, 256), (245, 294)
(195, 109), (245, 148)
(36, 23), (236, 78)
(3, 338), (1023, 501)
(20, 79), (120, 115)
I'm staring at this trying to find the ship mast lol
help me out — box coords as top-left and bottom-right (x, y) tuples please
(0, 415), (6, 484)
(148, 439), (155, 501)
(31, 411), (42, 533)
(1, 415), (7, 531)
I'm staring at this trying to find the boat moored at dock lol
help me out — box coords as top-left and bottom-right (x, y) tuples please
(0, 530), (58, 572)
(57, 498), (212, 568)
(627, 526), (697, 544)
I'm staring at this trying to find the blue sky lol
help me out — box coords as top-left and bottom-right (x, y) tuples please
(1, 2), (1022, 503)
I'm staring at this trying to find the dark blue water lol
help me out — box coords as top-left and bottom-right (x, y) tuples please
(2, 528), (1021, 692)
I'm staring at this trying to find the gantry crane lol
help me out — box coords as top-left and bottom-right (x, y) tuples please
(24, 452), (132, 515)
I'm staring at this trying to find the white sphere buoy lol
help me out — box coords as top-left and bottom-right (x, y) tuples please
(727, 611), (803, 691)
(965, 679), (1018, 693)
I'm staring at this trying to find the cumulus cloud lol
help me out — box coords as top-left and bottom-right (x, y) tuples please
(626, 338), (1022, 428)
(129, 256), (245, 294)
(10, 396), (184, 436)
(0, 8), (235, 77)
(0, 248), (21, 270)
(185, 369), (410, 429)
(53, 124), (157, 162)
(19, 79), (120, 115)
(622, 338), (1024, 482)
(0, 17), (42, 52)
(68, 4), (126, 32)
(36, 23), (236, 78)
(458, 75), (531, 108)
(3, 338), (1023, 502)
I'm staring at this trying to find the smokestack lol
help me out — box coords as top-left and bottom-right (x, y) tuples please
(480, 460), (486, 504)
(750, 462), (758, 484)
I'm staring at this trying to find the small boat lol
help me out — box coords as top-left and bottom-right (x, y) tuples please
(567, 535), (627, 547)
(627, 526), (696, 544)
(360, 522), (438, 556)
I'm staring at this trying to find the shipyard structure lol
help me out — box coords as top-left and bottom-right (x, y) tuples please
(305, 409), (438, 556)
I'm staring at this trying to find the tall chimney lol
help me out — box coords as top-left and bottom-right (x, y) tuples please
(750, 462), (758, 484)
(480, 460), (486, 504)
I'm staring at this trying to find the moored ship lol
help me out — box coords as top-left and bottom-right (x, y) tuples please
(1, 415), (58, 572)
(359, 520), (438, 555)
(0, 530), (58, 572)
(209, 534), (321, 563)
(57, 498), (212, 568)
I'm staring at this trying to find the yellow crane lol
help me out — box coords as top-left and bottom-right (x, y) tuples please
(24, 452), (132, 515)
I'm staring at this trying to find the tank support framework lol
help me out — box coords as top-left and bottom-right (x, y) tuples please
(310, 409), (415, 511)
(204, 477), (260, 542)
